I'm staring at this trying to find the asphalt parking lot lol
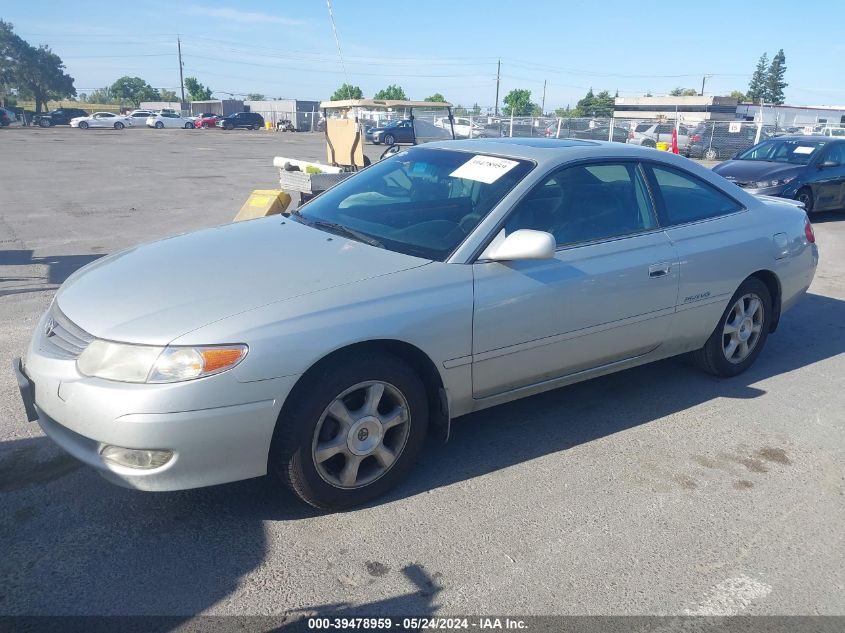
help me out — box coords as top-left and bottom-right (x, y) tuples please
(1, 128), (843, 619)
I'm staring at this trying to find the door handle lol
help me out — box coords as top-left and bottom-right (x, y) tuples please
(648, 262), (671, 278)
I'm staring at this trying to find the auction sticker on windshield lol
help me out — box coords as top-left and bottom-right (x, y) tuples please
(450, 155), (520, 184)
(793, 146), (816, 154)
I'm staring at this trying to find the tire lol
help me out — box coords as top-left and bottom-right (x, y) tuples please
(225, 123), (233, 130)
(39, 119), (51, 128)
(184, 122), (194, 129)
(114, 122), (124, 130)
(201, 122), (209, 129)
(643, 139), (656, 148)
(269, 352), (430, 510)
(252, 123), (260, 130)
(692, 277), (772, 378)
(154, 121), (164, 129)
(384, 133), (396, 146)
(796, 187), (814, 214)
(79, 121), (88, 129)
(704, 147), (718, 160)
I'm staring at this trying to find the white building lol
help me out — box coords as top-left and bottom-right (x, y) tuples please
(735, 104), (845, 127)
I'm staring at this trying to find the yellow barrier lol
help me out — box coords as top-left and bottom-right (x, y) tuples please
(233, 190), (292, 222)
(656, 142), (670, 151)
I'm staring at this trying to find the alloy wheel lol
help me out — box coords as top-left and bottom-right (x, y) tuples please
(722, 293), (764, 364)
(311, 381), (411, 489)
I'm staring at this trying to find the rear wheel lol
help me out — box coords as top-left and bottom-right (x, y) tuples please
(704, 147), (718, 160)
(692, 277), (772, 377)
(252, 123), (260, 130)
(384, 133), (396, 146)
(796, 187), (814, 213)
(184, 122), (194, 129)
(269, 352), (429, 510)
(39, 119), (51, 128)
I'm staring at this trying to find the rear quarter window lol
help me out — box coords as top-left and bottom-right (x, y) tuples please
(646, 164), (743, 226)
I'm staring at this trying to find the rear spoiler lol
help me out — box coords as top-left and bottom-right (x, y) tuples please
(754, 194), (805, 211)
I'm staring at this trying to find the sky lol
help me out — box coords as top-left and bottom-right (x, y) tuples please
(4, 0), (844, 110)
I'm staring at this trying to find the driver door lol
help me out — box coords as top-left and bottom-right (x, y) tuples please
(471, 161), (679, 398)
(814, 143), (845, 211)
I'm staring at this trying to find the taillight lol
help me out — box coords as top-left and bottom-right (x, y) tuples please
(804, 219), (815, 243)
(691, 134), (701, 142)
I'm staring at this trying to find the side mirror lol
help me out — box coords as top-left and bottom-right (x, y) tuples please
(482, 229), (556, 262)
(820, 160), (840, 169)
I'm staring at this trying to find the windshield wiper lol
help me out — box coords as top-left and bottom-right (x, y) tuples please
(302, 218), (385, 248)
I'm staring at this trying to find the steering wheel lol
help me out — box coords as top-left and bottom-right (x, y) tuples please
(458, 213), (483, 235)
(380, 144), (402, 160)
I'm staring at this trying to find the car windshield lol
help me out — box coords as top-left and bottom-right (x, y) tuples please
(293, 147), (534, 261)
(737, 139), (826, 164)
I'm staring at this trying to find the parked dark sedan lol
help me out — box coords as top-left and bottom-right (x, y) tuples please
(216, 111), (265, 130)
(368, 119), (415, 145)
(33, 107), (89, 127)
(713, 136), (845, 213)
(686, 122), (783, 160)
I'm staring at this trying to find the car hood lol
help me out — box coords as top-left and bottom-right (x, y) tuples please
(713, 160), (804, 181)
(56, 217), (430, 345)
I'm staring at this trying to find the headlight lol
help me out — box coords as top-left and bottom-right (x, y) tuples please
(77, 341), (247, 383)
(754, 177), (796, 188)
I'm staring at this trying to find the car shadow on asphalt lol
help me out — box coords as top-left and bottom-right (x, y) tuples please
(806, 209), (845, 224)
(0, 292), (842, 619)
(0, 250), (103, 298)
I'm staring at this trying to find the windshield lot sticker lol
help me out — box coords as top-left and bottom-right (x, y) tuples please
(450, 155), (519, 184)
(793, 146), (815, 154)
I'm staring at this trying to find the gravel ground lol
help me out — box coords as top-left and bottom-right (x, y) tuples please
(0, 128), (843, 619)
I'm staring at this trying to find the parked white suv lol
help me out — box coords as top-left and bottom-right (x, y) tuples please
(628, 123), (692, 149)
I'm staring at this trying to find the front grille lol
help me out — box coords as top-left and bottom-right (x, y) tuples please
(39, 305), (95, 360)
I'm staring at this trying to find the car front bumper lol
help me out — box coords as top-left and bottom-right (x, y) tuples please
(15, 318), (298, 491)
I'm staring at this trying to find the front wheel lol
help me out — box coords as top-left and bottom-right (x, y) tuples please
(184, 122), (194, 129)
(269, 352), (429, 510)
(114, 122), (124, 130)
(39, 119), (51, 128)
(79, 121), (89, 129)
(704, 147), (718, 160)
(201, 122), (210, 129)
(796, 187), (814, 213)
(692, 277), (772, 377)
(154, 121), (164, 129)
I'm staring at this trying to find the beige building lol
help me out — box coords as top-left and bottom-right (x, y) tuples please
(614, 96), (738, 122)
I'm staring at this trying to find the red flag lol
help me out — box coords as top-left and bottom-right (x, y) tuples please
(671, 127), (679, 154)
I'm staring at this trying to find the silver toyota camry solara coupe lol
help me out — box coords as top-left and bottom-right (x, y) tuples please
(15, 138), (818, 509)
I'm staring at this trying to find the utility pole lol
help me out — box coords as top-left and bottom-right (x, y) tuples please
(541, 79), (547, 115)
(494, 59), (500, 116)
(177, 37), (185, 104)
(700, 74), (712, 96)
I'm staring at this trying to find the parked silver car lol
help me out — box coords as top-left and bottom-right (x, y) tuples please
(15, 139), (818, 510)
(628, 122), (692, 149)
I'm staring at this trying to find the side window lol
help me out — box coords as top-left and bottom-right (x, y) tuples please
(504, 162), (657, 247)
(655, 124), (672, 135)
(647, 165), (742, 226)
(822, 143), (845, 164)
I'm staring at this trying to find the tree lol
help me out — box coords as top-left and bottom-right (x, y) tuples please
(80, 87), (116, 104)
(502, 88), (535, 116)
(726, 90), (747, 102)
(424, 93), (446, 103)
(374, 84), (407, 100)
(747, 53), (769, 103)
(159, 89), (178, 102)
(110, 76), (160, 106)
(330, 83), (363, 100)
(669, 87), (698, 96)
(0, 20), (75, 111)
(246, 93), (265, 101)
(766, 49), (787, 105)
(183, 76), (211, 101)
